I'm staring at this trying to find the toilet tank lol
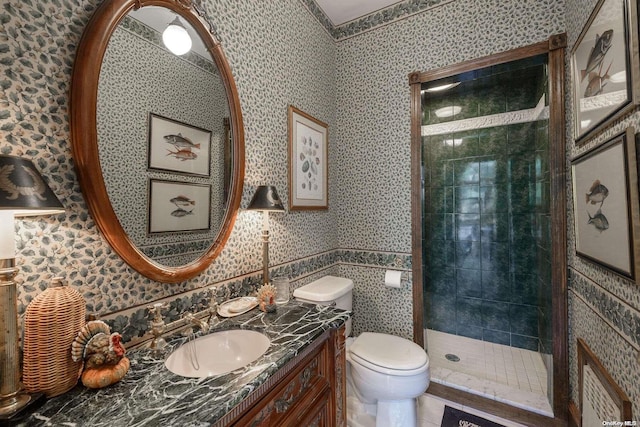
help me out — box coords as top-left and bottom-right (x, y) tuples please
(293, 276), (353, 336)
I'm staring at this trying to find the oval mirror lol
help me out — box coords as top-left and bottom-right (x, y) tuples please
(71, 0), (244, 283)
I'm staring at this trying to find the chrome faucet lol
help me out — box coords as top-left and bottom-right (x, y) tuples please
(181, 286), (219, 335)
(183, 312), (209, 333)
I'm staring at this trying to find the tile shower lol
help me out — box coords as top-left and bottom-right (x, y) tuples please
(421, 55), (553, 407)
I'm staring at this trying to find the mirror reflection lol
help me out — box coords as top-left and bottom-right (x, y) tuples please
(96, 6), (230, 267)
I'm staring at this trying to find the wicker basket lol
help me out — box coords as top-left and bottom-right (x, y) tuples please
(23, 277), (86, 397)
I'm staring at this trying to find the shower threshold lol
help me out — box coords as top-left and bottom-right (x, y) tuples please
(426, 329), (553, 417)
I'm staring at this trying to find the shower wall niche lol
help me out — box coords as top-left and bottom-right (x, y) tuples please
(422, 55), (552, 353)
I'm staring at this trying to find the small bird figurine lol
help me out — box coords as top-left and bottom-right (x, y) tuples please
(71, 320), (130, 389)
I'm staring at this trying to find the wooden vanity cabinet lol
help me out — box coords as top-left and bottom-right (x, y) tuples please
(216, 326), (346, 427)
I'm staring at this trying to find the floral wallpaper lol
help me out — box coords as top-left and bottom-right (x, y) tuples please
(0, 0), (410, 347)
(0, 0), (338, 322)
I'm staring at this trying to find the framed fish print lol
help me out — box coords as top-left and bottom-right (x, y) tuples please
(288, 105), (328, 210)
(148, 179), (211, 234)
(571, 127), (640, 280)
(147, 113), (212, 177)
(571, 0), (640, 143)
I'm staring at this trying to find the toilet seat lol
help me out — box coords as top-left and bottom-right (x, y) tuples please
(348, 332), (429, 377)
(348, 352), (428, 377)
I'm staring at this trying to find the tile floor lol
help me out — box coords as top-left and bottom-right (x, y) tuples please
(347, 393), (528, 427)
(426, 329), (553, 416)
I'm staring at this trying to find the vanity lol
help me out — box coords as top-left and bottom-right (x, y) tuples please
(17, 301), (348, 426)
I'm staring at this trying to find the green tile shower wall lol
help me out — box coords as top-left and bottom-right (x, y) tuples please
(423, 69), (551, 351)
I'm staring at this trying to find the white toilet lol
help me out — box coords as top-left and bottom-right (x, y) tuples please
(293, 275), (430, 427)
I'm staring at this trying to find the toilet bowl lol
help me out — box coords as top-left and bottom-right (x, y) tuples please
(293, 276), (430, 427)
(347, 332), (429, 427)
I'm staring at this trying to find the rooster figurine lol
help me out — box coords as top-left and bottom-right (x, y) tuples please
(71, 320), (130, 389)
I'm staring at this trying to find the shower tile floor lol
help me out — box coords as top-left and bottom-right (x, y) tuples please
(426, 329), (553, 417)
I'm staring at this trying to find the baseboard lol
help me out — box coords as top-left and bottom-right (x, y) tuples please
(428, 382), (566, 427)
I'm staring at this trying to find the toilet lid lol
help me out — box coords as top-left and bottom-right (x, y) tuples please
(292, 276), (353, 302)
(349, 332), (428, 371)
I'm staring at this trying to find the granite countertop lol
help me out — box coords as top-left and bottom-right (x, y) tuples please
(18, 301), (349, 427)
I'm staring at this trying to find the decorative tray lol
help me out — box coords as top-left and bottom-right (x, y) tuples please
(217, 296), (258, 317)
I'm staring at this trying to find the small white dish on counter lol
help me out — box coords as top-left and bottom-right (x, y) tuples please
(217, 296), (258, 317)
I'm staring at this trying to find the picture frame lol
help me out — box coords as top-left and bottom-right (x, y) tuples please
(148, 113), (212, 177)
(571, 0), (640, 143)
(571, 127), (639, 280)
(288, 105), (328, 210)
(577, 338), (632, 425)
(223, 117), (232, 202)
(148, 179), (211, 234)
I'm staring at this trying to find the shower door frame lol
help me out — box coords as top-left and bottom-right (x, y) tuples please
(409, 34), (568, 426)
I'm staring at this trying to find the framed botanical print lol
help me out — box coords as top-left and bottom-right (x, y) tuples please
(288, 105), (328, 210)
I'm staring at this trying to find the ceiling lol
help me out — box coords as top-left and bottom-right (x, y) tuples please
(314, 0), (404, 26)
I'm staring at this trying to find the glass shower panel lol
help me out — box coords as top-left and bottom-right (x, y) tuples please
(421, 54), (553, 405)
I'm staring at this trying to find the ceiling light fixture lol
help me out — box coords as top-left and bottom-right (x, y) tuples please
(425, 82), (461, 92)
(443, 138), (463, 147)
(609, 71), (626, 84)
(162, 17), (192, 56)
(434, 106), (462, 118)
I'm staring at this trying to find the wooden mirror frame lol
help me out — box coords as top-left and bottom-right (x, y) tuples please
(70, 0), (245, 283)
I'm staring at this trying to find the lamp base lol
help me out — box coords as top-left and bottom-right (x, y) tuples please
(0, 391), (44, 422)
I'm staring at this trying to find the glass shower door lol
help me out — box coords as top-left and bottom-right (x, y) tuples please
(420, 54), (554, 413)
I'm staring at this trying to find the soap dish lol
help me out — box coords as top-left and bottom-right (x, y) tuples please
(217, 297), (258, 317)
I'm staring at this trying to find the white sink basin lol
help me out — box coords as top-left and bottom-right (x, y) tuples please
(165, 329), (270, 378)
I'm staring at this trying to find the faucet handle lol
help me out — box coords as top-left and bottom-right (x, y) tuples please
(148, 302), (167, 319)
(148, 303), (168, 327)
(147, 303), (168, 351)
(208, 286), (218, 312)
(207, 287), (220, 327)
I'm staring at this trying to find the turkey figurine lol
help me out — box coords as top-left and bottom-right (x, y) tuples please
(71, 320), (130, 389)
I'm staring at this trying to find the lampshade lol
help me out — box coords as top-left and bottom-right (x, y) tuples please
(247, 186), (285, 212)
(162, 16), (192, 56)
(0, 155), (64, 216)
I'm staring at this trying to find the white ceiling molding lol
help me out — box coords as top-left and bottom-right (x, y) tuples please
(314, 0), (404, 26)
(302, 0), (454, 40)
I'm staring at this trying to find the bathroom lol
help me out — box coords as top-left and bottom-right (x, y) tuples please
(1, 0), (639, 426)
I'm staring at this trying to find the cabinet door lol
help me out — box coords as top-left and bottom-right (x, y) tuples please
(232, 340), (330, 426)
(294, 388), (331, 427)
